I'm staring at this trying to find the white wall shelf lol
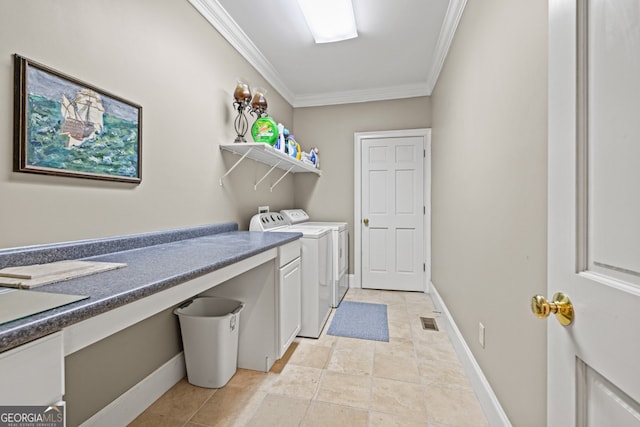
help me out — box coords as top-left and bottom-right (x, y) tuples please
(219, 143), (321, 191)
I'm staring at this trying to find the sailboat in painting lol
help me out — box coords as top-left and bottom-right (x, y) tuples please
(60, 88), (105, 147)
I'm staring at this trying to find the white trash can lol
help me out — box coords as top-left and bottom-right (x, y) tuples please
(174, 296), (245, 388)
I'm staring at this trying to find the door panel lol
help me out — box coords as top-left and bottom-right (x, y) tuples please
(369, 170), (387, 213)
(395, 228), (415, 273)
(589, 0), (640, 280)
(369, 228), (388, 272)
(396, 169), (415, 214)
(577, 360), (640, 426)
(548, 0), (640, 425)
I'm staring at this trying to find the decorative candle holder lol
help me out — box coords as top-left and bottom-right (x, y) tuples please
(249, 87), (268, 118)
(232, 81), (252, 143)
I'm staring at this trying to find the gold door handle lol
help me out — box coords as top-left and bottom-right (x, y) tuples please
(531, 292), (574, 326)
(363, 218), (369, 226)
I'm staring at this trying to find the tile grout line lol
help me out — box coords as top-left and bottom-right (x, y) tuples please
(183, 388), (217, 427)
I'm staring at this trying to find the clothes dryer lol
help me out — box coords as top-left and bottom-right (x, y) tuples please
(280, 209), (349, 307)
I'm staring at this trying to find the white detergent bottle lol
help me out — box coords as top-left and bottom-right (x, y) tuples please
(277, 123), (286, 153)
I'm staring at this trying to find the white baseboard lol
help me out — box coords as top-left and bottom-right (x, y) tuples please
(429, 282), (512, 427)
(81, 352), (186, 426)
(348, 273), (359, 289)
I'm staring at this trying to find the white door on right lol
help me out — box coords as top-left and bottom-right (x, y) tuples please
(360, 131), (425, 292)
(547, 0), (640, 425)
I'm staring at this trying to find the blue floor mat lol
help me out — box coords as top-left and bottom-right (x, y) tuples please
(327, 301), (389, 342)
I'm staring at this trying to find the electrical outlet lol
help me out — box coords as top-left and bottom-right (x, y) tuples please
(479, 322), (485, 348)
(258, 206), (269, 214)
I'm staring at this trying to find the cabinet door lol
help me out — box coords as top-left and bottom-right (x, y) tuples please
(0, 332), (64, 405)
(279, 258), (301, 357)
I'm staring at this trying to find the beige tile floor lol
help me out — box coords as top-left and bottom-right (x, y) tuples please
(129, 288), (489, 427)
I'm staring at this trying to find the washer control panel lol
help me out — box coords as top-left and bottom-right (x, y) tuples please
(280, 209), (310, 225)
(249, 212), (288, 231)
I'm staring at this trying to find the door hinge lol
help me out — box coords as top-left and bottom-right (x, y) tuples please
(423, 263), (426, 272)
(424, 149), (426, 158)
(423, 206), (426, 214)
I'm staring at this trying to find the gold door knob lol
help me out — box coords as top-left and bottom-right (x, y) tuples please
(531, 292), (574, 326)
(363, 218), (369, 226)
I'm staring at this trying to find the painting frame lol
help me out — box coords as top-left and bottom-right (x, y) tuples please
(13, 54), (142, 184)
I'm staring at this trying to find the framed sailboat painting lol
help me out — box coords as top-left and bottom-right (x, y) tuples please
(13, 54), (142, 183)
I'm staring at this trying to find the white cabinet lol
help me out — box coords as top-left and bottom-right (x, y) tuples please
(0, 332), (64, 405)
(276, 240), (301, 358)
(278, 257), (301, 357)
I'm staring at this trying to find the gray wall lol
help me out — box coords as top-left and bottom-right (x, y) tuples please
(0, 0), (295, 250)
(64, 308), (182, 426)
(430, 0), (548, 426)
(0, 0), (295, 424)
(293, 97), (432, 272)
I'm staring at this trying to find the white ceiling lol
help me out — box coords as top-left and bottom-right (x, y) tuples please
(188, 0), (466, 107)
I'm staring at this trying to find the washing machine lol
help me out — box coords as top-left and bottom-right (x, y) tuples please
(249, 212), (332, 338)
(280, 209), (349, 308)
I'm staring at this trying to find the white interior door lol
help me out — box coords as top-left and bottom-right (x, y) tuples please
(548, 0), (640, 425)
(356, 130), (427, 292)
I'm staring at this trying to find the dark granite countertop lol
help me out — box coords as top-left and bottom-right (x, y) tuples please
(0, 223), (301, 354)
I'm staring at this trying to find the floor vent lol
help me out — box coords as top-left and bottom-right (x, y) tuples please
(420, 317), (439, 331)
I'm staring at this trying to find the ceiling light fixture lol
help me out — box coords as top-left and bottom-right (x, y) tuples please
(297, 0), (358, 44)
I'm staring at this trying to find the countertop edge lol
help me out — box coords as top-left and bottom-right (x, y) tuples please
(0, 227), (302, 354)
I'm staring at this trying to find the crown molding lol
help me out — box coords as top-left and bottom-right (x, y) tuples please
(292, 84), (431, 108)
(189, 0), (465, 107)
(425, 0), (468, 94)
(187, 0), (296, 104)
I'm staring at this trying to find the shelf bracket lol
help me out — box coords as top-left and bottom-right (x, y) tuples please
(219, 148), (253, 186)
(254, 161), (282, 190)
(270, 166), (294, 192)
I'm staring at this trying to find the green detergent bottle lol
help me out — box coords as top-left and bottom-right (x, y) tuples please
(251, 117), (278, 146)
